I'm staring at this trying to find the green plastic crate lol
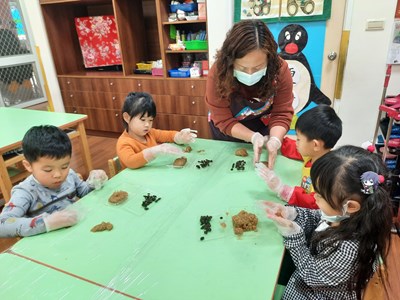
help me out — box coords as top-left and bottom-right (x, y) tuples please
(185, 40), (208, 50)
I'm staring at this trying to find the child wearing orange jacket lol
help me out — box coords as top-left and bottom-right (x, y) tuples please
(117, 92), (196, 169)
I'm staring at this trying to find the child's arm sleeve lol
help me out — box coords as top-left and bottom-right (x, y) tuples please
(281, 137), (303, 160)
(71, 169), (93, 198)
(117, 143), (148, 169)
(288, 187), (319, 209)
(153, 129), (179, 144)
(292, 207), (321, 236)
(284, 233), (359, 287)
(0, 190), (47, 237)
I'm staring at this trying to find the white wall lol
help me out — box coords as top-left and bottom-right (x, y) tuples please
(335, 0), (398, 147)
(207, 1), (234, 65)
(22, 0), (64, 112)
(25, 0), (399, 148)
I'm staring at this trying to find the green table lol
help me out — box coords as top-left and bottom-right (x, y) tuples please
(0, 253), (129, 299)
(4, 139), (302, 300)
(0, 107), (92, 202)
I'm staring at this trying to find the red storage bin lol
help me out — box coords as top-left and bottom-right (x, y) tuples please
(75, 15), (122, 68)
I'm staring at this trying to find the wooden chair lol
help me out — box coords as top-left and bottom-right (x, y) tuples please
(363, 263), (386, 300)
(108, 157), (122, 178)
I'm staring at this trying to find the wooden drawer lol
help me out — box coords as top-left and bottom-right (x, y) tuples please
(60, 90), (125, 110)
(92, 78), (116, 93)
(66, 107), (123, 133)
(164, 79), (206, 96)
(113, 78), (165, 94)
(154, 113), (211, 139)
(59, 77), (86, 91)
(153, 95), (207, 116)
(138, 79), (165, 95)
(58, 77), (128, 92)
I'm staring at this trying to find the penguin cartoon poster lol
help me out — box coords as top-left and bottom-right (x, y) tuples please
(278, 24), (331, 114)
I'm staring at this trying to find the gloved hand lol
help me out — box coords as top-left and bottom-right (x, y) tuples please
(266, 136), (282, 169)
(267, 212), (302, 236)
(257, 200), (298, 221)
(255, 163), (294, 202)
(174, 128), (197, 144)
(142, 143), (184, 162)
(43, 209), (79, 232)
(86, 169), (108, 190)
(251, 132), (265, 163)
(258, 200), (300, 236)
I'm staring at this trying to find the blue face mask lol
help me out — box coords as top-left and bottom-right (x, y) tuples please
(233, 67), (267, 86)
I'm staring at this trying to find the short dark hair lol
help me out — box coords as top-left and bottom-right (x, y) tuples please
(22, 125), (72, 163)
(295, 105), (342, 149)
(121, 92), (156, 130)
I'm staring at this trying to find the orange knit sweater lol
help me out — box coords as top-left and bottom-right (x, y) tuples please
(116, 128), (178, 169)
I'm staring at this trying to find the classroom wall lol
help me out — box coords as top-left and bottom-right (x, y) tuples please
(207, 1), (234, 65)
(336, 0), (398, 147)
(25, 0), (400, 147)
(22, 0), (64, 112)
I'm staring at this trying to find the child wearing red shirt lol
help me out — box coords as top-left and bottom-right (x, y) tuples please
(256, 104), (342, 208)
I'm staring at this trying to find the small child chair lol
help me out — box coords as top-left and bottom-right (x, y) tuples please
(108, 156), (122, 178)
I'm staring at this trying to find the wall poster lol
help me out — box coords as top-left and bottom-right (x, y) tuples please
(234, 0), (332, 23)
(387, 20), (400, 65)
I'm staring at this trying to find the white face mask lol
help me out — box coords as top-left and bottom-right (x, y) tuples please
(320, 201), (350, 224)
(233, 67), (267, 86)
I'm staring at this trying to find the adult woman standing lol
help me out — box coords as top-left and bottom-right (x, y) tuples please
(205, 19), (294, 168)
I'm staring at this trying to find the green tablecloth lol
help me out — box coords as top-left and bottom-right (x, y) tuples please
(5, 139), (302, 300)
(0, 253), (128, 299)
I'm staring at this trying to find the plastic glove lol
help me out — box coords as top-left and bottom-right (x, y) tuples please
(43, 209), (79, 232)
(251, 132), (265, 163)
(255, 163), (294, 202)
(174, 128), (197, 144)
(267, 212), (301, 236)
(258, 200), (300, 236)
(257, 200), (297, 221)
(142, 143), (184, 162)
(86, 169), (108, 190)
(266, 136), (282, 169)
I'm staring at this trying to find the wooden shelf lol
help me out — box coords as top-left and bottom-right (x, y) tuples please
(162, 20), (206, 25)
(165, 50), (208, 54)
(40, 0), (211, 138)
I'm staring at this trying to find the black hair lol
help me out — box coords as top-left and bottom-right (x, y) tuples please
(121, 92), (156, 130)
(295, 104), (342, 149)
(22, 125), (72, 163)
(310, 145), (392, 298)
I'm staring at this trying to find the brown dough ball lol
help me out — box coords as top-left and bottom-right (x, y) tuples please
(184, 145), (192, 153)
(235, 148), (248, 157)
(232, 210), (258, 235)
(91, 222), (113, 232)
(108, 191), (128, 204)
(173, 157), (187, 167)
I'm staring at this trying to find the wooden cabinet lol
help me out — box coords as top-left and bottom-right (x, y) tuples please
(154, 114), (209, 134)
(40, 0), (211, 138)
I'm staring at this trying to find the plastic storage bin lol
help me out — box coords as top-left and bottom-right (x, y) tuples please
(185, 40), (208, 50)
(168, 68), (190, 78)
(136, 62), (153, 70)
(170, 3), (198, 13)
(152, 68), (163, 76)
